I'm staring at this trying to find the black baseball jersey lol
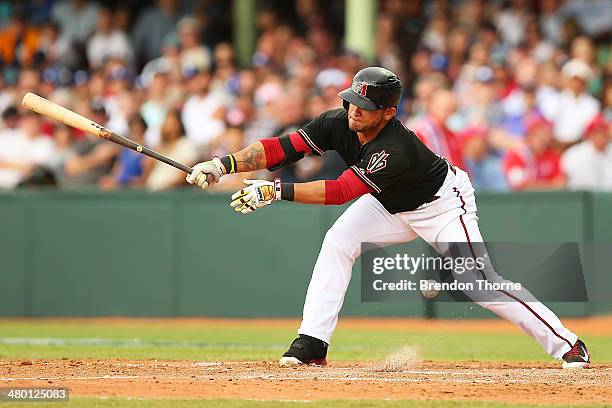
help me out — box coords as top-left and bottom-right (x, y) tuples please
(298, 108), (449, 214)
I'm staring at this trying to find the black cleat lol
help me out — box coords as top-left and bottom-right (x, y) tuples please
(562, 339), (590, 369)
(279, 334), (328, 366)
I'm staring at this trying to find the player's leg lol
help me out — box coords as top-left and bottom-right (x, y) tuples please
(406, 168), (588, 367)
(281, 193), (418, 366)
(435, 212), (581, 361)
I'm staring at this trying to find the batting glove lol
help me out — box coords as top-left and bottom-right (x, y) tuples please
(186, 157), (226, 189)
(230, 179), (281, 214)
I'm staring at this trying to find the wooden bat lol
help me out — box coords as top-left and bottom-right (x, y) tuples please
(22, 92), (194, 174)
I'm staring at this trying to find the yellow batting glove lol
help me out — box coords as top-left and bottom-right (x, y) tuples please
(230, 179), (278, 214)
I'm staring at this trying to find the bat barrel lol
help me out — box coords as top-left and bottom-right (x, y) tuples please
(22, 92), (194, 175)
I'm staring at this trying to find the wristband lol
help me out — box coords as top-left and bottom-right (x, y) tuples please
(274, 178), (295, 201)
(281, 182), (294, 201)
(218, 154), (237, 174)
(274, 178), (282, 200)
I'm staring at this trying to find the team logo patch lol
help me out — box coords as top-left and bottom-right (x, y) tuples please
(366, 150), (389, 174)
(352, 81), (368, 96)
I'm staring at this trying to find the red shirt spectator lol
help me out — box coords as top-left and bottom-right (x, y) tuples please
(410, 89), (464, 168)
(503, 116), (563, 190)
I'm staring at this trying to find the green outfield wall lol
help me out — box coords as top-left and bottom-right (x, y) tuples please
(0, 190), (610, 318)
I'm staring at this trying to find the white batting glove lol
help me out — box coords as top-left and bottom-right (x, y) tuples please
(230, 179), (280, 214)
(186, 157), (226, 189)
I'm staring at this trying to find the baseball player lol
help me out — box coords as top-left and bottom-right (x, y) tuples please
(187, 67), (590, 369)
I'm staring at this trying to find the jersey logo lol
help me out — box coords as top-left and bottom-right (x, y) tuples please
(366, 150), (389, 174)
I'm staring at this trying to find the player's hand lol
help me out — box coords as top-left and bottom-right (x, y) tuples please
(230, 179), (277, 214)
(186, 157), (226, 189)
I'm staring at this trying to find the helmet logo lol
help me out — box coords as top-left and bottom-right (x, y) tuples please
(366, 150), (389, 174)
(352, 81), (368, 97)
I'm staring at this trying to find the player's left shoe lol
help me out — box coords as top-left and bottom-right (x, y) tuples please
(278, 334), (328, 366)
(562, 339), (590, 369)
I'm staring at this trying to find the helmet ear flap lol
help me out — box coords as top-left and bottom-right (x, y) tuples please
(343, 99), (349, 110)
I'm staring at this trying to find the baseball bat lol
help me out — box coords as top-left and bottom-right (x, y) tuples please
(22, 92), (194, 174)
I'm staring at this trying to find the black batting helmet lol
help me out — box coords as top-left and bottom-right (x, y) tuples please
(338, 67), (402, 111)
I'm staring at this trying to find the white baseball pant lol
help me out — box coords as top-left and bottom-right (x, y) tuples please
(298, 167), (577, 359)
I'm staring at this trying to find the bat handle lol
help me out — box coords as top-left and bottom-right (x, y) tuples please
(104, 130), (194, 174)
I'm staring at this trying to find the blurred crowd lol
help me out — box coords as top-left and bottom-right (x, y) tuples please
(0, 0), (610, 193)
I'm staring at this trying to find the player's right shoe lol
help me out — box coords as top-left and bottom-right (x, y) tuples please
(278, 334), (328, 366)
(562, 339), (590, 369)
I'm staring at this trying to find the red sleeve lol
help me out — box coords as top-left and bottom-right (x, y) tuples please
(260, 137), (285, 169)
(289, 132), (311, 154)
(325, 168), (374, 205)
(260, 132), (313, 168)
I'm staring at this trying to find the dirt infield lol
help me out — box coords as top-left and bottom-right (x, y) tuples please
(2, 317), (611, 404)
(1, 359), (611, 404)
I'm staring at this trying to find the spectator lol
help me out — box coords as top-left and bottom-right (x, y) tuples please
(181, 70), (226, 153)
(61, 103), (119, 188)
(462, 127), (508, 192)
(376, 13), (403, 75)
(178, 16), (211, 73)
(535, 61), (561, 118)
(86, 7), (134, 69)
(420, 14), (449, 54)
(0, 0), (608, 193)
(36, 20), (77, 69)
(495, 0), (532, 48)
(523, 16), (555, 63)
(542, 58), (600, 146)
(315, 68), (348, 111)
(561, 0), (612, 39)
(50, 0), (99, 45)
(458, 65), (504, 129)
(211, 43), (239, 96)
(140, 34), (181, 88)
(406, 72), (448, 120)
(561, 115), (612, 191)
(539, 0), (564, 45)
(244, 77), (286, 144)
(411, 89), (464, 168)
(105, 90), (139, 137)
(0, 112), (56, 189)
(445, 25), (470, 82)
(47, 124), (74, 176)
(1, 106), (20, 131)
(570, 36), (601, 96)
(500, 83), (541, 139)
(500, 56), (538, 121)
(503, 115), (563, 190)
(132, 0), (181, 65)
(99, 114), (147, 190)
(144, 110), (197, 191)
(0, 12), (40, 69)
(140, 72), (170, 147)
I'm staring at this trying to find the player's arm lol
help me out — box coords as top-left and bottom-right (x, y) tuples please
(186, 131), (317, 188)
(229, 169), (374, 214)
(188, 109), (333, 188)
